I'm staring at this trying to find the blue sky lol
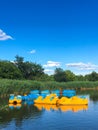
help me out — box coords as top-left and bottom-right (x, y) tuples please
(0, 0), (98, 75)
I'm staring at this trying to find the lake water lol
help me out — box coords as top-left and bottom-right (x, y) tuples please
(0, 94), (98, 130)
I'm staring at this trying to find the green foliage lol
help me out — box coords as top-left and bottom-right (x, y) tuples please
(75, 75), (85, 81)
(0, 60), (23, 79)
(35, 74), (54, 81)
(0, 79), (98, 95)
(0, 55), (45, 80)
(14, 55), (44, 80)
(1, 55), (98, 82)
(54, 68), (66, 82)
(65, 70), (76, 81)
(0, 79), (41, 95)
(85, 71), (98, 81)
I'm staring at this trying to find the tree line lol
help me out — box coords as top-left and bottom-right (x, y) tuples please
(0, 55), (98, 82)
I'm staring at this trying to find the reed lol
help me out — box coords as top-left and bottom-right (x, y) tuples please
(0, 79), (98, 96)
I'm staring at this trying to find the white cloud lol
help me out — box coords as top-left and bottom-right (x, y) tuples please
(66, 62), (98, 70)
(0, 29), (13, 41)
(10, 61), (15, 63)
(29, 50), (36, 54)
(44, 69), (54, 75)
(44, 69), (54, 73)
(43, 61), (61, 68)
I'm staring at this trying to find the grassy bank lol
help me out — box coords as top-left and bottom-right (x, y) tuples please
(0, 79), (98, 96)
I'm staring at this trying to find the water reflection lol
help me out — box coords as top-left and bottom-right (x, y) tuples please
(34, 103), (88, 112)
(0, 101), (42, 127)
(34, 104), (58, 111)
(9, 104), (21, 110)
(1, 93), (98, 130)
(59, 105), (88, 112)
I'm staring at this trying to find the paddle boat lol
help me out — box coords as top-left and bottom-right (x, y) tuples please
(9, 95), (22, 104)
(57, 96), (88, 105)
(51, 90), (60, 97)
(40, 90), (50, 98)
(22, 90), (40, 101)
(34, 94), (59, 104)
(62, 90), (76, 97)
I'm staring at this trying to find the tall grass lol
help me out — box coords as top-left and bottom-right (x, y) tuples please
(0, 79), (98, 96)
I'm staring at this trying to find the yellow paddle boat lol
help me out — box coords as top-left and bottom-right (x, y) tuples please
(9, 95), (22, 104)
(34, 94), (59, 104)
(57, 96), (88, 105)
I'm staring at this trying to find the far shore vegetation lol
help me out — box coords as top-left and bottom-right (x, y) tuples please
(0, 55), (98, 96)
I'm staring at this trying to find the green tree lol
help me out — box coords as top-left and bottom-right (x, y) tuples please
(65, 70), (76, 81)
(14, 55), (25, 77)
(0, 60), (23, 79)
(76, 75), (85, 81)
(37, 74), (54, 81)
(14, 55), (44, 80)
(54, 68), (66, 82)
(25, 62), (44, 80)
(85, 71), (98, 81)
